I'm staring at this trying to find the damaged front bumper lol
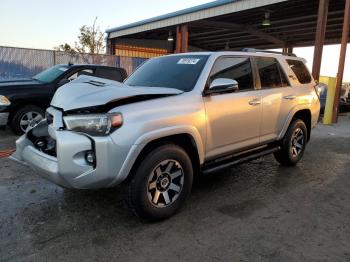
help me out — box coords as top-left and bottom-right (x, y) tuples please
(10, 107), (137, 189)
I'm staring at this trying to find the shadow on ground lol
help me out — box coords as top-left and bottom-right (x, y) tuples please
(1, 117), (350, 261)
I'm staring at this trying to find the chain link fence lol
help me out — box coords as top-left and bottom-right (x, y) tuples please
(0, 46), (147, 80)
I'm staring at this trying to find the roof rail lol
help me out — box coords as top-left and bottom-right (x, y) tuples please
(241, 48), (297, 57)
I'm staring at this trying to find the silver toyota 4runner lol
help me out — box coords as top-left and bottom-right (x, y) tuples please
(11, 50), (320, 221)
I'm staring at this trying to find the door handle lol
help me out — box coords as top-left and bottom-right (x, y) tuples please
(248, 99), (261, 106)
(283, 95), (296, 100)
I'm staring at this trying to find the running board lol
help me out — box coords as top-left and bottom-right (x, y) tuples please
(202, 145), (281, 174)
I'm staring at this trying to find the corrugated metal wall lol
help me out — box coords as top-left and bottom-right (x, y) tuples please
(0, 46), (147, 80)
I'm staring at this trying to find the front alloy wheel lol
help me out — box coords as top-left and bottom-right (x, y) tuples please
(19, 111), (43, 133)
(147, 160), (184, 207)
(11, 105), (45, 135)
(127, 144), (193, 221)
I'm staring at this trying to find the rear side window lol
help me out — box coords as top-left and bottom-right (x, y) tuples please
(256, 57), (289, 88)
(287, 59), (312, 84)
(97, 68), (125, 82)
(210, 57), (254, 91)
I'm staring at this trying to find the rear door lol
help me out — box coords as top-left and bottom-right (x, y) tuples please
(204, 56), (262, 159)
(255, 56), (294, 143)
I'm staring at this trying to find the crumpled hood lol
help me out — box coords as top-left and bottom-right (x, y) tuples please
(51, 75), (183, 111)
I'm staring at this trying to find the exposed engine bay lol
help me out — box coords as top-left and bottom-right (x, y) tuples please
(26, 121), (56, 156)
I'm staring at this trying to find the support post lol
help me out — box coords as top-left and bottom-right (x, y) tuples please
(175, 24), (188, 53)
(175, 26), (182, 53)
(106, 37), (114, 55)
(312, 0), (329, 81)
(282, 46), (293, 54)
(180, 24), (189, 53)
(332, 0), (350, 123)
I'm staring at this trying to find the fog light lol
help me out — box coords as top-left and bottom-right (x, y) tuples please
(85, 151), (96, 165)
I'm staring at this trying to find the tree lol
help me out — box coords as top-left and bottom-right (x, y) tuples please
(54, 43), (75, 53)
(55, 17), (105, 55)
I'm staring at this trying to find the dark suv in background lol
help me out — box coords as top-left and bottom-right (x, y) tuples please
(0, 64), (127, 134)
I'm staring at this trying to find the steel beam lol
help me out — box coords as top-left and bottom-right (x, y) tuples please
(312, 0), (329, 81)
(181, 24), (189, 53)
(193, 20), (285, 45)
(175, 26), (181, 53)
(312, 3), (328, 78)
(175, 24), (189, 53)
(332, 0), (350, 123)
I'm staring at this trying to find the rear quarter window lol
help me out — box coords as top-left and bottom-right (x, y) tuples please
(287, 59), (312, 84)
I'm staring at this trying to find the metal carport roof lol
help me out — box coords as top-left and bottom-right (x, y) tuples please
(106, 0), (348, 51)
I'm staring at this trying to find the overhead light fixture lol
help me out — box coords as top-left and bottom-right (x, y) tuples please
(167, 31), (174, 41)
(262, 12), (271, 26)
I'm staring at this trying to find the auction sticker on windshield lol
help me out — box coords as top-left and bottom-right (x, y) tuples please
(177, 58), (201, 65)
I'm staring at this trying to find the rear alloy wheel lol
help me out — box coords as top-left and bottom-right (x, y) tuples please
(290, 128), (305, 158)
(274, 119), (307, 166)
(11, 105), (44, 135)
(127, 144), (193, 221)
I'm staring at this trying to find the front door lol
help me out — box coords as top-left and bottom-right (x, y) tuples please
(204, 56), (262, 159)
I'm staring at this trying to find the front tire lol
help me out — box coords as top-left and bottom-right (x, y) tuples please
(10, 105), (44, 135)
(127, 144), (193, 222)
(274, 119), (307, 166)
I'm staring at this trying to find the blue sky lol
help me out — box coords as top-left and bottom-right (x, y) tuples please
(0, 0), (349, 81)
(0, 0), (211, 49)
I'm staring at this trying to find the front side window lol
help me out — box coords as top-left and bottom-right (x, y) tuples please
(210, 57), (254, 91)
(287, 59), (312, 84)
(256, 57), (289, 88)
(125, 55), (209, 92)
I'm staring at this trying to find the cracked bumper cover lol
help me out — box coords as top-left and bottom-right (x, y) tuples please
(10, 121), (142, 189)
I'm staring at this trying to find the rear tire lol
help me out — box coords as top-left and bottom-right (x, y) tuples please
(274, 119), (307, 166)
(127, 144), (193, 222)
(10, 105), (44, 135)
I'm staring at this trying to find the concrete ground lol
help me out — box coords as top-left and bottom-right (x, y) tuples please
(0, 115), (350, 262)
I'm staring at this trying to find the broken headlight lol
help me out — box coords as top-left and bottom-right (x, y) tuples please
(63, 113), (123, 136)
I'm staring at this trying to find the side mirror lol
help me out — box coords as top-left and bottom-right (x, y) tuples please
(205, 78), (238, 95)
(57, 78), (70, 87)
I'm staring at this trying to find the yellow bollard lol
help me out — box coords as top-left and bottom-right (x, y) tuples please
(319, 76), (337, 125)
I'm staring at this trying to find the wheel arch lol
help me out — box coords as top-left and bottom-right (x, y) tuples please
(279, 108), (312, 142)
(124, 132), (202, 184)
(292, 109), (312, 141)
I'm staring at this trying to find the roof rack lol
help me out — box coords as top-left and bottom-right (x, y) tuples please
(241, 48), (297, 57)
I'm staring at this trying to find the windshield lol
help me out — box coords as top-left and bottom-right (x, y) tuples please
(125, 55), (209, 92)
(33, 65), (69, 83)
